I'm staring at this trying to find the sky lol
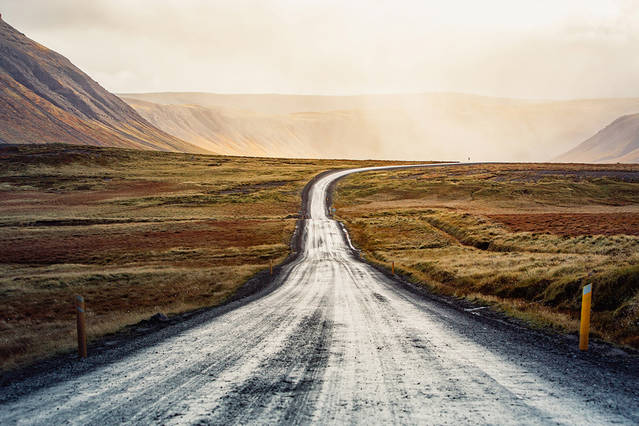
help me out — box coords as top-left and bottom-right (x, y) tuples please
(2, 0), (639, 99)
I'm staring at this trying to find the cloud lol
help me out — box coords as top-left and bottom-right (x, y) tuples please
(2, 0), (639, 98)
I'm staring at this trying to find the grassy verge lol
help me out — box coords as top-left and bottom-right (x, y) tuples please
(334, 163), (639, 348)
(0, 144), (395, 371)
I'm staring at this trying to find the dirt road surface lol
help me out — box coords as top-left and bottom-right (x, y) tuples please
(1, 165), (637, 424)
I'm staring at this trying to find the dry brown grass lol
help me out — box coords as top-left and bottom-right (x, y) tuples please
(0, 144), (396, 371)
(486, 212), (639, 236)
(335, 163), (639, 348)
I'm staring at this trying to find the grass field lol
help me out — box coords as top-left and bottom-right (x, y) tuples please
(334, 163), (639, 348)
(0, 144), (391, 370)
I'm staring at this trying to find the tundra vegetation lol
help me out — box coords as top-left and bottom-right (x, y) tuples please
(334, 164), (639, 349)
(0, 144), (390, 370)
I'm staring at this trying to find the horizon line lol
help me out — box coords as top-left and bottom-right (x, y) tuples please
(116, 90), (639, 103)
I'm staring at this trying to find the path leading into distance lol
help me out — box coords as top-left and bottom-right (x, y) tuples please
(1, 164), (637, 425)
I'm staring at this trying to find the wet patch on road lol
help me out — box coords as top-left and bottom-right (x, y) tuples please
(372, 292), (389, 303)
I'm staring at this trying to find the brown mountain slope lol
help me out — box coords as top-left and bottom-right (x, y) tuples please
(123, 92), (639, 161)
(124, 99), (382, 158)
(0, 17), (207, 153)
(555, 114), (639, 163)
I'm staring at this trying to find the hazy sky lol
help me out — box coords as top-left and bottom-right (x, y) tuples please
(2, 0), (639, 98)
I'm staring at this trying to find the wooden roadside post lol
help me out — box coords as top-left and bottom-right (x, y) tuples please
(579, 284), (592, 351)
(392, 261), (395, 274)
(75, 295), (87, 359)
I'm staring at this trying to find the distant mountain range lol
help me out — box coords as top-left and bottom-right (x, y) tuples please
(2, 16), (639, 162)
(122, 92), (639, 162)
(554, 114), (639, 163)
(0, 17), (207, 153)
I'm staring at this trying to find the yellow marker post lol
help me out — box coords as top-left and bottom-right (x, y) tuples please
(392, 261), (395, 274)
(579, 284), (592, 351)
(75, 295), (87, 359)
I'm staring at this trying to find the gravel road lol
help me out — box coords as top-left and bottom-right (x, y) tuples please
(1, 164), (637, 425)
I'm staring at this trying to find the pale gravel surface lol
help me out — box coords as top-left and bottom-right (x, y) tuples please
(1, 164), (637, 425)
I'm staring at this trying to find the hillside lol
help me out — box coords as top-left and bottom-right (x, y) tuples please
(123, 98), (383, 158)
(122, 92), (639, 161)
(0, 17), (207, 153)
(555, 114), (639, 163)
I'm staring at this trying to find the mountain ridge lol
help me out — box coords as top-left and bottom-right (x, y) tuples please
(555, 113), (639, 163)
(0, 17), (208, 153)
(122, 92), (639, 161)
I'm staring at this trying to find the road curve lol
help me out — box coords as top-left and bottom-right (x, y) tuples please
(1, 164), (638, 425)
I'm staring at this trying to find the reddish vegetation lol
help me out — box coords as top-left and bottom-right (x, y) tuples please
(0, 180), (189, 206)
(487, 213), (639, 236)
(0, 220), (283, 264)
